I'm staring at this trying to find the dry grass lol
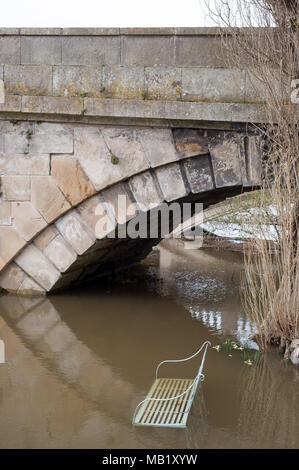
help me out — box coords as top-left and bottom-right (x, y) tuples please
(206, 0), (299, 350)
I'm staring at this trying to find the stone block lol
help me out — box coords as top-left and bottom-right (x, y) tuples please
(29, 132), (74, 154)
(74, 127), (122, 191)
(182, 67), (246, 102)
(4, 65), (53, 96)
(155, 163), (188, 202)
(0, 226), (26, 264)
(17, 276), (46, 296)
(231, 103), (267, 123)
(56, 210), (96, 255)
(12, 201), (47, 241)
(245, 136), (262, 186)
(22, 96), (82, 115)
(145, 67), (181, 101)
(0, 120), (31, 134)
(34, 226), (58, 251)
(138, 128), (179, 167)
(4, 134), (27, 154)
(173, 129), (209, 157)
(184, 155), (215, 193)
(53, 65), (103, 97)
(0, 28), (20, 35)
(128, 171), (163, 211)
(102, 182), (137, 224)
(0, 134), (3, 153)
(20, 28), (62, 35)
(175, 36), (224, 67)
(1, 175), (30, 201)
(62, 28), (120, 35)
(84, 96), (165, 120)
(62, 37), (120, 65)
(51, 155), (95, 206)
(77, 194), (116, 238)
(0, 202), (11, 225)
(102, 66), (144, 99)
(15, 243), (61, 291)
(0, 262), (26, 293)
(33, 122), (73, 134)
(208, 132), (243, 188)
(0, 154), (49, 175)
(31, 176), (71, 223)
(121, 27), (175, 35)
(164, 101), (233, 122)
(44, 234), (77, 272)
(0, 37), (20, 64)
(101, 127), (149, 178)
(175, 27), (221, 35)
(21, 36), (62, 65)
(0, 95), (21, 112)
(122, 36), (175, 66)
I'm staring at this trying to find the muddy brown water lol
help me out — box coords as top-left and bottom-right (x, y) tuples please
(0, 239), (299, 449)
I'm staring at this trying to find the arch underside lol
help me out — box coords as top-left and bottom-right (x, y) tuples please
(0, 124), (262, 296)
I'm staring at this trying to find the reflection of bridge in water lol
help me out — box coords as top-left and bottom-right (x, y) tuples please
(0, 295), (163, 448)
(0, 291), (210, 448)
(1, 241), (299, 448)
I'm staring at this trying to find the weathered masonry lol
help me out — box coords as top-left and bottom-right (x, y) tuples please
(0, 28), (264, 296)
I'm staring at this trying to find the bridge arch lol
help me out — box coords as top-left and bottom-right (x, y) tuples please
(0, 121), (262, 295)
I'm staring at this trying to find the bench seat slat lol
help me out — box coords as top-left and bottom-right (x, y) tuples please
(133, 378), (196, 428)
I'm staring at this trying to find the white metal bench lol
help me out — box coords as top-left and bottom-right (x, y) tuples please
(132, 341), (210, 428)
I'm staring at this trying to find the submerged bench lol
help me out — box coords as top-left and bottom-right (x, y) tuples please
(132, 341), (210, 429)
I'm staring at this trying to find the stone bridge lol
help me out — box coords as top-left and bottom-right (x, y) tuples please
(0, 28), (265, 295)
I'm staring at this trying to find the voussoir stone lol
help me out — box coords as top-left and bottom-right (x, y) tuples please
(77, 194), (116, 238)
(208, 132), (243, 188)
(183, 155), (215, 193)
(34, 226), (58, 251)
(44, 234), (77, 272)
(17, 276), (46, 296)
(15, 244), (61, 291)
(102, 182), (137, 224)
(138, 128), (179, 167)
(0, 262), (26, 293)
(31, 176), (71, 223)
(128, 171), (164, 211)
(155, 163), (188, 202)
(12, 201), (47, 241)
(101, 127), (149, 177)
(0, 226), (26, 265)
(55, 210), (96, 255)
(51, 155), (95, 206)
(74, 127), (122, 191)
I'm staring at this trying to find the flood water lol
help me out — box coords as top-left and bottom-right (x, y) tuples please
(1, 239), (299, 449)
